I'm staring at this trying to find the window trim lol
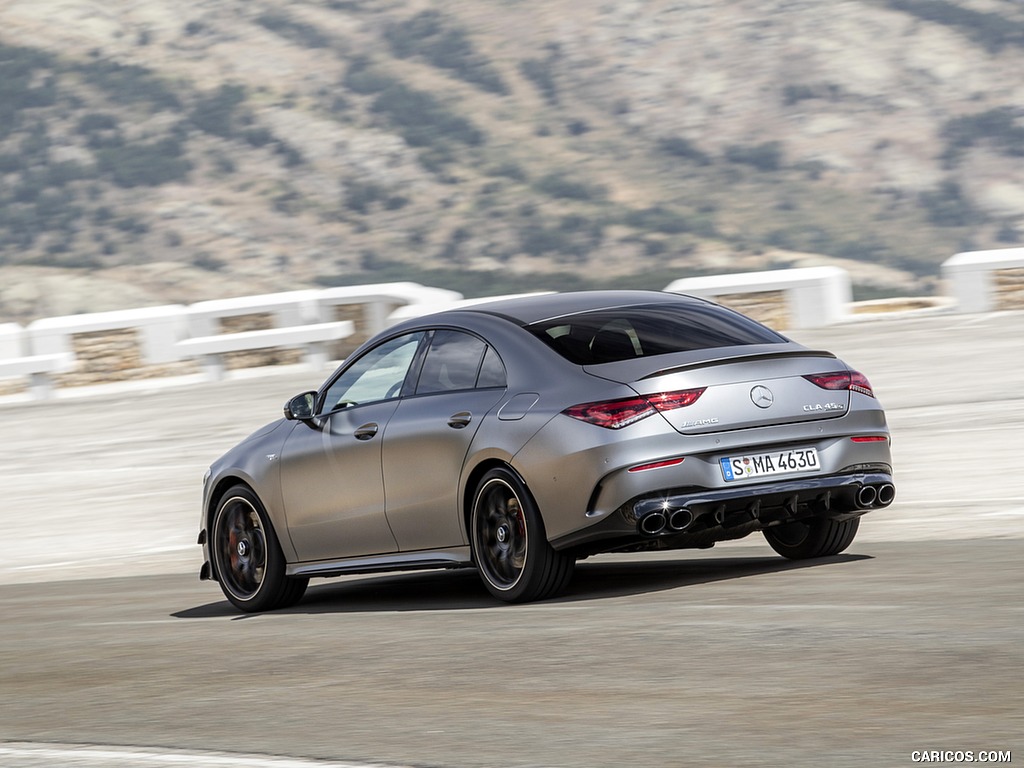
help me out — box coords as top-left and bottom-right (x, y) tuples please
(316, 330), (429, 415)
(411, 328), (502, 396)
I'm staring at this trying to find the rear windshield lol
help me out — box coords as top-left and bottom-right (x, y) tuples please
(526, 302), (786, 365)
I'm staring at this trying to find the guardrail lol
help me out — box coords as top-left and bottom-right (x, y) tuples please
(942, 248), (1024, 314)
(0, 350), (75, 399)
(0, 324), (75, 399)
(1, 283), (463, 399)
(176, 321), (355, 381)
(6, 257), (1013, 401)
(664, 266), (852, 329)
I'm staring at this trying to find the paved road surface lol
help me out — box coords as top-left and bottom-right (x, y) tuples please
(0, 310), (1021, 767)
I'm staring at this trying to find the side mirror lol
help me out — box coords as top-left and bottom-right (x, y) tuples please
(284, 391), (317, 421)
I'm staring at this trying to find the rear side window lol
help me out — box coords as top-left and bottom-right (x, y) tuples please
(416, 330), (488, 394)
(476, 346), (507, 388)
(527, 303), (785, 364)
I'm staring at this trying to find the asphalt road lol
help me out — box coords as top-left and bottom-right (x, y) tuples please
(0, 309), (1021, 767)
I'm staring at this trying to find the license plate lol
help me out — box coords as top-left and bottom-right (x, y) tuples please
(720, 448), (819, 482)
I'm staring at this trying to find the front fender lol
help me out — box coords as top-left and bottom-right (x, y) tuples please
(200, 420), (298, 563)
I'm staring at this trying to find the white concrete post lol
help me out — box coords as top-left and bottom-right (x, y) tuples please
(942, 248), (1024, 313)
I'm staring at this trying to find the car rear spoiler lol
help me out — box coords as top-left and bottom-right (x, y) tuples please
(636, 348), (838, 380)
(581, 343), (838, 384)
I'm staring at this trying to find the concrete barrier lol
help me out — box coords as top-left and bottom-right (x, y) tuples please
(0, 324), (23, 360)
(318, 283), (463, 335)
(0, 323), (77, 398)
(176, 321), (355, 381)
(8, 283), (464, 398)
(11, 267), (986, 400)
(386, 292), (556, 323)
(182, 283), (464, 368)
(942, 248), (1024, 313)
(664, 267), (852, 330)
(182, 290), (325, 373)
(28, 305), (187, 364)
(26, 305), (194, 389)
(318, 283), (464, 356)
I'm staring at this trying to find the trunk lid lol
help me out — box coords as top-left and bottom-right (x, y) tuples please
(584, 343), (851, 434)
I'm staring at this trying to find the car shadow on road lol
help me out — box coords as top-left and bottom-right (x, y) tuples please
(173, 551), (872, 619)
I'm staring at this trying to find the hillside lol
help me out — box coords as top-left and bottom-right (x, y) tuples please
(2, 0), (1024, 323)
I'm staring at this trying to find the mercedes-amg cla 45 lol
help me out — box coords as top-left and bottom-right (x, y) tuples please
(198, 291), (894, 612)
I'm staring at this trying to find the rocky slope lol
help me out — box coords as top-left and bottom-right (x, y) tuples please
(2, 0), (1023, 322)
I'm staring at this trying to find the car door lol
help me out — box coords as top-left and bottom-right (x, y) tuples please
(382, 330), (507, 551)
(279, 332), (426, 562)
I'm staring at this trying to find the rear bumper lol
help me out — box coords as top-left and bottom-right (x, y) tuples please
(550, 468), (893, 552)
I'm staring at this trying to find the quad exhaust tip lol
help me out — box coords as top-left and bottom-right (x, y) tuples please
(637, 506), (694, 535)
(635, 479), (895, 535)
(856, 485), (877, 508)
(668, 508), (694, 531)
(638, 511), (667, 535)
(855, 483), (897, 509)
(876, 483), (896, 506)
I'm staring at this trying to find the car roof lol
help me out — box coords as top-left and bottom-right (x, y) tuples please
(443, 290), (708, 326)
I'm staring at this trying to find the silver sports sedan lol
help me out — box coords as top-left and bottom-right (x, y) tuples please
(198, 291), (894, 612)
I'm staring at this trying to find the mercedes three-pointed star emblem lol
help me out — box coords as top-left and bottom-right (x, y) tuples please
(750, 385), (774, 409)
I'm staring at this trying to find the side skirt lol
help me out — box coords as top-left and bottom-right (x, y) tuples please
(286, 547), (473, 579)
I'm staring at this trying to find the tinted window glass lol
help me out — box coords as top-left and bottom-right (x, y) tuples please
(416, 331), (487, 394)
(527, 303), (785, 364)
(476, 346), (507, 388)
(322, 332), (424, 412)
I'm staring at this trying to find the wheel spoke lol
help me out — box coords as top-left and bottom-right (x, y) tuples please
(474, 479), (529, 590)
(216, 496), (269, 600)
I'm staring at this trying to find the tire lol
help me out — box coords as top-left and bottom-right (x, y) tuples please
(211, 485), (308, 612)
(763, 516), (860, 560)
(470, 467), (574, 603)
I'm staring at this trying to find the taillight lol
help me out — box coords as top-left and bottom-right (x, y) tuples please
(648, 389), (706, 411)
(803, 370), (875, 398)
(564, 388), (706, 429)
(563, 396), (654, 430)
(849, 372), (874, 397)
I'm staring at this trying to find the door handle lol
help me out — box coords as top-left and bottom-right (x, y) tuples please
(447, 411), (472, 429)
(354, 423), (378, 440)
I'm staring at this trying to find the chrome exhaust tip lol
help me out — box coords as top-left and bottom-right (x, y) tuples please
(876, 483), (896, 506)
(668, 508), (694, 531)
(638, 512), (668, 535)
(856, 485), (878, 509)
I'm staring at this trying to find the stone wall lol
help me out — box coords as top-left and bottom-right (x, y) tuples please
(55, 329), (198, 388)
(995, 268), (1024, 311)
(218, 313), (303, 370)
(329, 303), (390, 360)
(713, 291), (790, 330)
(0, 379), (26, 396)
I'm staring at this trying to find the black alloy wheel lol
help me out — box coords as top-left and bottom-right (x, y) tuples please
(470, 467), (574, 602)
(212, 485), (308, 612)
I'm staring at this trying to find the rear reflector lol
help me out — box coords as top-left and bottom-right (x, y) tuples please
(628, 457), (686, 473)
(564, 387), (706, 429)
(850, 435), (888, 443)
(803, 370), (875, 398)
